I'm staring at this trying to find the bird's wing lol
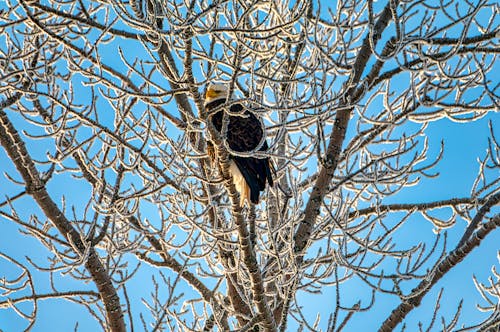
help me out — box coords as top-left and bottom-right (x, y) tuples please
(210, 102), (273, 204)
(227, 104), (273, 203)
(226, 103), (264, 153)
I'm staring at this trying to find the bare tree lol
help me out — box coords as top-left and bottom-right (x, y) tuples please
(1, 0), (499, 331)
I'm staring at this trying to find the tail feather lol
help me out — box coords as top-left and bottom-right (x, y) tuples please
(243, 182), (251, 207)
(229, 160), (255, 206)
(238, 164), (261, 204)
(233, 157), (272, 206)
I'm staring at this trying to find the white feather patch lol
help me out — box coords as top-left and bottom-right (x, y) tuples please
(229, 160), (248, 206)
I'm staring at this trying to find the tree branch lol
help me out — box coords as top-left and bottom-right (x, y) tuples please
(457, 191), (500, 248)
(293, 0), (398, 257)
(0, 109), (126, 332)
(350, 197), (487, 219)
(379, 214), (500, 332)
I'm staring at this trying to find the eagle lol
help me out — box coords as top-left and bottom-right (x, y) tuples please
(205, 83), (273, 206)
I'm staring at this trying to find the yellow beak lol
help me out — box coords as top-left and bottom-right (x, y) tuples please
(206, 89), (218, 99)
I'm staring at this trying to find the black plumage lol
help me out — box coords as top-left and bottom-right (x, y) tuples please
(206, 98), (273, 204)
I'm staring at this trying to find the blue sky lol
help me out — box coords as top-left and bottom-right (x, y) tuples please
(2, 97), (496, 332)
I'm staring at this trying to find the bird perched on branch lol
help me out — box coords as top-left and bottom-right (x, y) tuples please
(205, 83), (273, 207)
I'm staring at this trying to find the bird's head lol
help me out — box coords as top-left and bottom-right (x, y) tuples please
(205, 83), (228, 105)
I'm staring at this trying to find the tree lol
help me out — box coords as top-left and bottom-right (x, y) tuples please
(0, 0), (499, 330)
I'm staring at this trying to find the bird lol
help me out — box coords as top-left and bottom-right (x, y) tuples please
(204, 83), (273, 207)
